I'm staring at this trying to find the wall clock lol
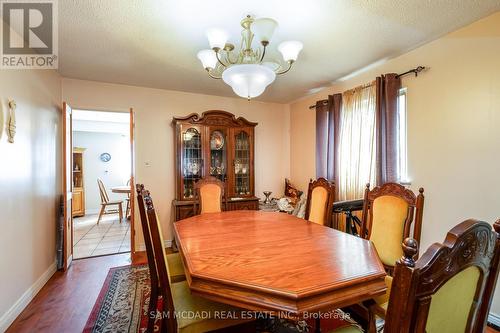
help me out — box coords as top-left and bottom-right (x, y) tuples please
(100, 153), (111, 162)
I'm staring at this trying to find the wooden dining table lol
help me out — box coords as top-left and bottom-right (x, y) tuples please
(110, 185), (131, 194)
(173, 210), (386, 316)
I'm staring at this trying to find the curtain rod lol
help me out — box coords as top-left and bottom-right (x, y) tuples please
(308, 66), (426, 109)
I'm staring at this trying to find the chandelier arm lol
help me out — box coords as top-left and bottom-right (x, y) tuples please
(259, 45), (267, 63)
(206, 68), (222, 79)
(215, 51), (228, 68)
(276, 61), (294, 75)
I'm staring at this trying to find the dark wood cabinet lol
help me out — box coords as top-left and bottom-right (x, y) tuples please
(172, 111), (259, 220)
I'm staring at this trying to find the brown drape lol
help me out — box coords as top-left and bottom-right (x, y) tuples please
(315, 100), (329, 179)
(315, 94), (342, 183)
(376, 74), (401, 185)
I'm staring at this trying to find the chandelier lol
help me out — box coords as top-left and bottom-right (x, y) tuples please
(197, 15), (303, 100)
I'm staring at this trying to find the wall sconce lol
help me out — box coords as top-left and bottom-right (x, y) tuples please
(7, 100), (16, 143)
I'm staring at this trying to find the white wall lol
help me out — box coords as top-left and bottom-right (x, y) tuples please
(73, 131), (131, 213)
(0, 68), (61, 331)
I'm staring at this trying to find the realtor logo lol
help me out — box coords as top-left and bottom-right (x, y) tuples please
(1, 0), (58, 69)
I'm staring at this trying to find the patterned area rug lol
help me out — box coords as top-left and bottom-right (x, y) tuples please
(84, 265), (361, 333)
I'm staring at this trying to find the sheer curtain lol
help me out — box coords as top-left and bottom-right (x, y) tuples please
(337, 82), (377, 201)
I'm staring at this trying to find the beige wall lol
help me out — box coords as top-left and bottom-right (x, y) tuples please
(290, 12), (500, 314)
(0, 70), (62, 329)
(62, 78), (290, 247)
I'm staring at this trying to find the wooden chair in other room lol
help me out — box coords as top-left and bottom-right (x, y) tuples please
(194, 176), (227, 214)
(136, 184), (250, 333)
(136, 184), (186, 332)
(96, 178), (123, 224)
(329, 219), (500, 333)
(359, 182), (424, 325)
(125, 178), (131, 218)
(304, 178), (336, 227)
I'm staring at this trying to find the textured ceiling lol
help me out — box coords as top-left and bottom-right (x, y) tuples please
(58, 1), (500, 103)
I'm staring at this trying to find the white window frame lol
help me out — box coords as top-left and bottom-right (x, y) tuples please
(397, 88), (409, 185)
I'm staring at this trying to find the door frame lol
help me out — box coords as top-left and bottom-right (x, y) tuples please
(62, 102), (73, 270)
(62, 105), (136, 267)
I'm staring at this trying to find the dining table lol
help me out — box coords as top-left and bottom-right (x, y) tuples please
(110, 185), (131, 194)
(173, 210), (386, 317)
(111, 186), (131, 218)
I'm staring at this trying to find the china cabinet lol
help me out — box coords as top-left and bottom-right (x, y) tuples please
(172, 111), (259, 221)
(72, 147), (86, 217)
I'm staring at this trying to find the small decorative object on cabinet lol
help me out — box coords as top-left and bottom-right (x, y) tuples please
(72, 147), (86, 217)
(263, 191), (272, 204)
(172, 111), (259, 221)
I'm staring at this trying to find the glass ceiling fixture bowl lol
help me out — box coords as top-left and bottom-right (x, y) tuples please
(197, 15), (303, 100)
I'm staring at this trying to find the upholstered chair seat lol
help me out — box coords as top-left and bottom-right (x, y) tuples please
(369, 195), (409, 266)
(304, 178), (335, 227)
(360, 183), (425, 327)
(194, 176), (226, 214)
(171, 280), (249, 333)
(154, 211), (186, 283)
(199, 183), (222, 213)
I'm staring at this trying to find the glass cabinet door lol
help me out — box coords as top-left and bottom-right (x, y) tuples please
(209, 129), (227, 182)
(181, 127), (202, 199)
(233, 130), (251, 196)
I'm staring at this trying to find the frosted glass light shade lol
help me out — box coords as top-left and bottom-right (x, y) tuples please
(206, 28), (228, 49)
(278, 40), (303, 62)
(222, 64), (276, 99)
(197, 49), (217, 69)
(252, 18), (278, 43)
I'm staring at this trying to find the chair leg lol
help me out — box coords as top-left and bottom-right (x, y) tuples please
(315, 317), (321, 333)
(126, 199), (130, 218)
(147, 284), (159, 333)
(119, 203), (123, 223)
(97, 205), (105, 224)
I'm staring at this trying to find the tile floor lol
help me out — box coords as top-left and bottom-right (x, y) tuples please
(73, 214), (130, 259)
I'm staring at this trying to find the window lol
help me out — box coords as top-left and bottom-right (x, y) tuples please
(397, 88), (409, 183)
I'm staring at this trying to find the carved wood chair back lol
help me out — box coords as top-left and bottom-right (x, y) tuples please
(304, 178), (336, 227)
(135, 184), (161, 332)
(97, 178), (110, 204)
(137, 185), (178, 333)
(361, 182), (424, 269)
(384, 219), (500, 333)
(194, 176), (226, 214)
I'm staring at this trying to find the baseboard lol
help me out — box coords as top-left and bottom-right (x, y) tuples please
(84, 208), (99, 215)
(0, 260), (57, 332)
(489, 312), (500, 329)
(136, 239), (172, 252)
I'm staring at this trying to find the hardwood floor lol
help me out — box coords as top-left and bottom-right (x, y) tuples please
(7, 253), (135, 333)
(6, 251), (500, 333)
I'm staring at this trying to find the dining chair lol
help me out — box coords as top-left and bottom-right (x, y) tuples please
(330, 219), (500, 333)
(136, 184), (249, 333)
(136, 184), (186, 332)
(96, 178), (123, 224)
(359, 182), (424, 324)
(361, 182), (425, 270)
(194, 176), (227, 214)
(304, 178), (336, 227)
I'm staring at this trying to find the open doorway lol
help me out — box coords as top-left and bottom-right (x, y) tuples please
(71, 110), (133, 259)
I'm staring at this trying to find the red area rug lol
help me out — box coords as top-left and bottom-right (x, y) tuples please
(84, 265), (361, 333)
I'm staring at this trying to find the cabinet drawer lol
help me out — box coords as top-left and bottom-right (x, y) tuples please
(227, 200), (259, 211)
(176, 205), (195, 221)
